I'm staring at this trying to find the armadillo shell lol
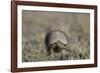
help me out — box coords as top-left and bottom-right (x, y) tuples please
(45, 30), (68, 48)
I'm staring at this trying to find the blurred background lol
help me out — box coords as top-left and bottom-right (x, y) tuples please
(22, 10), (90, 62)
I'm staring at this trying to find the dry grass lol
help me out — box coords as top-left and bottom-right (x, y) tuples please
(22, 10), (90, 62)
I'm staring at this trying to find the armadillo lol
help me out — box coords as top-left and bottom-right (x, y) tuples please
(45, 30), (74, 60)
